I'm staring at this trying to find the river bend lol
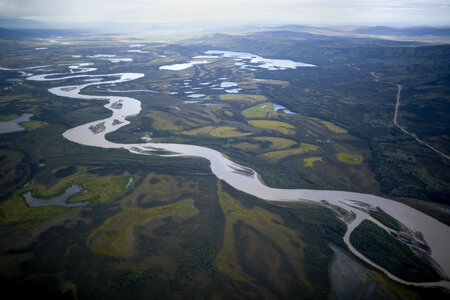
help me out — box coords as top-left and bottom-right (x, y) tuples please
(21, 67), (450, 290)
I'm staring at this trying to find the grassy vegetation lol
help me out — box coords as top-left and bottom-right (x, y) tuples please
(181, 125), (215, 136)
(216, 183), (350, 298)
(121, 172), (205, 208)
(369, 209), (401, 231)
(147, 110), (183, 131)
(87, 199), (196, 257)
(30, 171), (129, 204)
(242, 102), (277, 118)
(303, 156), (323, 167)
(20, 120), (48, 131)
(0, 190), (72, 226)
(254, 137), (296, 149)
(68, 174), (130, 204)
(0, 113), (19, 121)
(321, 121), (348, 133)
(216, 183), (254, 284)
(219, 94), (267, 102)
(337, 153), (363, 164)
(216, 181), (309, 296)
(0, 149), (30, 200)
(248, 120), (295, 135)
(262, 143), (319, 162)
(254, 79), (290, 86)
(0, 171), (130, 226)
(209, 126), (251, 138)
(225, 137), (299, 154)
(350, 220), (441, 282)
(228, 142), (261, 152)
(182, 125), (250, 137)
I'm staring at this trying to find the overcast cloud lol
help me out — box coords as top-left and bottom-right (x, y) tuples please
(0, 0), (449, 25)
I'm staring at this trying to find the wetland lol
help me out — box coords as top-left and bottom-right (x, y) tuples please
(0, 25), (449, 299)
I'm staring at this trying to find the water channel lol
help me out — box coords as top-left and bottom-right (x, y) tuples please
(19, 63), (450, 290)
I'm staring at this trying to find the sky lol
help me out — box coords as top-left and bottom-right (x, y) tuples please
(0, 0), (449, 26)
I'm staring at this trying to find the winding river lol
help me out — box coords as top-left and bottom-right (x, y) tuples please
(13, 64), (449, 291)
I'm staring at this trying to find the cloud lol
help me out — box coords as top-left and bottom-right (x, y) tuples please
(0, 0), (448, 25)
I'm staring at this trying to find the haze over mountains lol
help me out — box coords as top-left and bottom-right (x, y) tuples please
(1, 17), (449, 44)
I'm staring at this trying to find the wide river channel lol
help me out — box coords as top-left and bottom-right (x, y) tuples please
(25, 68), (450, 290)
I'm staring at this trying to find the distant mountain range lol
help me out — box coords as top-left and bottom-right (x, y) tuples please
(0, 17), (126, 30)
(351, 26), (450, 36)
(0, 17), (449, 40)
(0, 27), (87, 39)
(272, 24), (450, 37)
